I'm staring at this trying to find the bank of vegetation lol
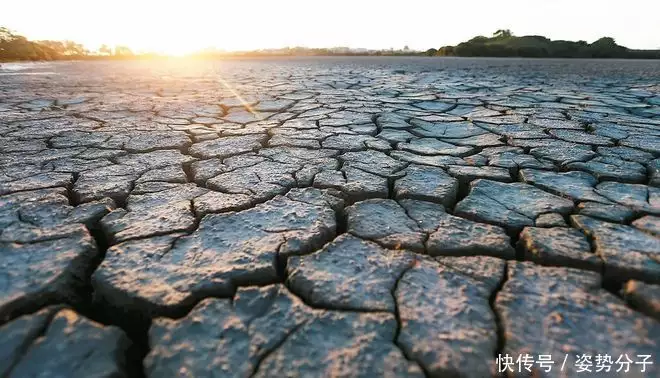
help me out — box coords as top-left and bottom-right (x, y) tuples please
(2, 26), (659, 62)
(0, 27), (138, 62)
(425, 29), (660, 59)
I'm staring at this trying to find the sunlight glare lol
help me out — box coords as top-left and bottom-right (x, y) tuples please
(2, 0), (660, 52)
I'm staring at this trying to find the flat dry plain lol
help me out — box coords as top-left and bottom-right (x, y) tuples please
(1, 58), (659, 377)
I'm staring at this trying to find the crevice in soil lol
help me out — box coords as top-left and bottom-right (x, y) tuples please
(249, 322), (305, 378)
(580, 227), (624, 299)
(489, 262), (509, 378)
(74, 222), (150, 378)
(390, 261), (430, 378)
(76, 300), (151, 378)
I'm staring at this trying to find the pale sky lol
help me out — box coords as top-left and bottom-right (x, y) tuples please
(2, 0), (659, 54)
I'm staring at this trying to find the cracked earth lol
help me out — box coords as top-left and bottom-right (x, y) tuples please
(1, 58), (659, 377)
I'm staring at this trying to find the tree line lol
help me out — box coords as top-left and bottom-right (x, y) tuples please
(1, 27), (135, 61)
(2, 26), (659, 62)
(425, 29), (660, 59)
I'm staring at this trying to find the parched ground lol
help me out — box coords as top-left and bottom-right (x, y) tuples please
(1, 58), (659, 377)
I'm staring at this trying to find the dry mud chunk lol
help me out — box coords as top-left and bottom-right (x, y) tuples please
(340, 150), (407, 178)
(410, 120), (488, 139)
(496, 262), (660, 377)
(394, 164), (458, 207)
(254, 311), (424, 378)
(597, 146), (655, 164)
(577, 201), (636, 223)
(377, 129), (415, 143)
(572, 215), (660, 283)
(254, 99), (295, 111)
(322, 134), (391, 151)
(193, 191), (255, 215)
(115, 149), (194, 169)
(446, 133), (504, 147)
(0, 189), (113, 230)
(649, 158), (660, 187)
(313, 167), (388, 203)
(398, 138), (475, 157)
(534, 212), (566, 227)
(189, 134), (266, 159)
(472, 114), (527, 125)
(0, 225), (98, 322)
(101, 202), (195, 243)
(425, 215), (515, 259)
(100, 184), (206, 243)
(519, 169), (610, 203)
(136, 164), (188, 183)
(476, 122), (547, 139)
(595, 182), (660, 214)
(0, 307), (58, 376)
(447, 165), (512, 185)
(548, 129), (614, 146)
(3, 308), (131, 378)
(391, 150), (468, 168)
(412, 101), (455, 112)
(123, 130), (191, 152)
(285, 187), (344, 214)
(287, 234), (415, 312)
(346, 199), (426, 251)
(632, 215), (660, 236)
(206, 161), (299, 201)
(454, 180), (574, 233)
(487, 151), (554, 172)
(261, 147), (338, 171)
(0, 172), (73, 195)
(518, 227), (601, 271)
(623, 280), (660, 320)
(190, 154), (267, 183)
(530, 145), (596, 165)
(403, 199), (515, 258)
(146, 285), (314, 377)
(376, 112), (410, 129)
(223, 110), (274, 124)
(73, 172), (136, 204)
(269, 134), (320, 148)
(92, 196), (336, 316)
(72, 150), (194, 204)
(567, 156), (647, 184)
(620, 134), (660, 154)
(345, 199), (515, 258)
(397, 256), (506, 378)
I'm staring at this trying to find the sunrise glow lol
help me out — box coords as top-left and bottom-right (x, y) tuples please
(1, 0), (659, 54)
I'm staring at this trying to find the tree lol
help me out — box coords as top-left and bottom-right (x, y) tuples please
(437, 46), (455, 56)
(0, 27), (15, 41)
(1, 27), (58, 61)
(63, 40), (86, 56)
(588, 37), (627, 58)
(493, 29), (512, 38)
(114, 45), (134, 56)
(99, 44), (112, 56)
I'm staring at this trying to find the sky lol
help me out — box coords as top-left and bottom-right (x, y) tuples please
(2, 0), (659, 54)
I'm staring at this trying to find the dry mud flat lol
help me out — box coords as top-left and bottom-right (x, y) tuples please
(1, 58), (659, 377)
